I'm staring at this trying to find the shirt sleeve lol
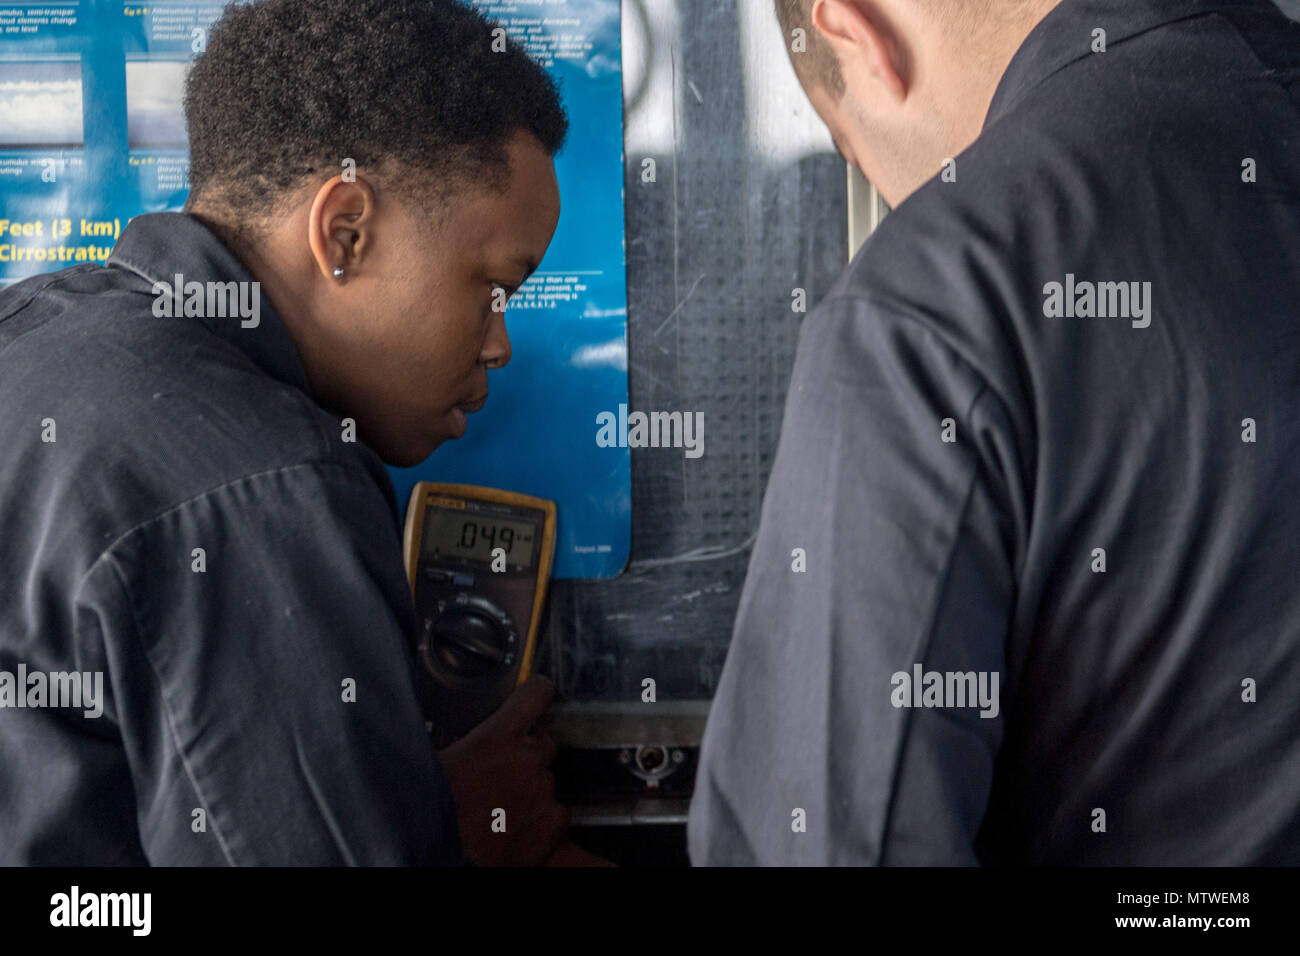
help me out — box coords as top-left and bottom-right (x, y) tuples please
(687, 293), (1025, 865)
(80, 460), (463, 865)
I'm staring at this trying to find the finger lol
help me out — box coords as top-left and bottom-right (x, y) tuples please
(550, 801), (571, 837)
(531, 801), (568, 850)
(530, 730), (558, 767)
(488, 675), (555, 736)
(529, 710), (556, 737)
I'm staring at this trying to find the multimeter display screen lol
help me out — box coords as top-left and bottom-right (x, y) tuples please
(420, 507), (537, 569)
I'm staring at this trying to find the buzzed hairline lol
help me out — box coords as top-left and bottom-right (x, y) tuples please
(775, 0), (1020, 99)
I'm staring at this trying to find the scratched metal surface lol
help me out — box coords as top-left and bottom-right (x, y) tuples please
(537, 0), (848, 702)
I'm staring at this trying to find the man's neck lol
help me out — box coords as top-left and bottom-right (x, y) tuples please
(931, 0), (1064, 158)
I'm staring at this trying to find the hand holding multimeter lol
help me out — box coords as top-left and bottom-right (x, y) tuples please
(405, 484), (614, 867)
(437, 672), (569, 866)
(402, 482), (558, 746)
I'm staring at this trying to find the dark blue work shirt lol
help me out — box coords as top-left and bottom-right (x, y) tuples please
(690, 0), (1300, 864)
(0, 212), (463, 864)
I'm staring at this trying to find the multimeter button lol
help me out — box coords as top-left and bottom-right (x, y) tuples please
(452, 573), (475, 588)
(424, 568), (452, 582)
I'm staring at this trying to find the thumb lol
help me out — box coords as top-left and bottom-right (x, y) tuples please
(485, 674), (555, 736)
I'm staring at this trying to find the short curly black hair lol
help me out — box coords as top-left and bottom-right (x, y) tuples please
(184, 0), (568, 248)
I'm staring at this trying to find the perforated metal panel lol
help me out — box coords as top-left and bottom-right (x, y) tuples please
(538, 0), (847, 706)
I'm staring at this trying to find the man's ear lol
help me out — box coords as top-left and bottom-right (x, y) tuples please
(306, 175), (378, 282)
(812, 0), (908, 103)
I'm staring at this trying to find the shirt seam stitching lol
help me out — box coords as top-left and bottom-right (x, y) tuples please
(100, 552), (241, 865)
(0, 264), (103, 344)
(821, 290), (1006, 395)
(1210, 9), (1300, 109)
(77, 459), (375, 595)
(819, 289), (1032, 460)
(987, 5), (1251, 124)
(875, 382), (990, 864)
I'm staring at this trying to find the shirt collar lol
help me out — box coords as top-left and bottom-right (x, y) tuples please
(107, 212), (312, 395)
(984, 0), (1255, 129)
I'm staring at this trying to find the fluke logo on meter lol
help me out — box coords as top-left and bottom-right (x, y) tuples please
(403, 483), (557, 744)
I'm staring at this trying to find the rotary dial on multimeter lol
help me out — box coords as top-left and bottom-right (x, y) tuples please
(422, 592), (519, 679)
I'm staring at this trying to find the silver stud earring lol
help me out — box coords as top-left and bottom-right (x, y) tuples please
(332, 267), (344, 279)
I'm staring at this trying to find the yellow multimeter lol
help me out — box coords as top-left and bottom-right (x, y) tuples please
(402, 483), (557, 745)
